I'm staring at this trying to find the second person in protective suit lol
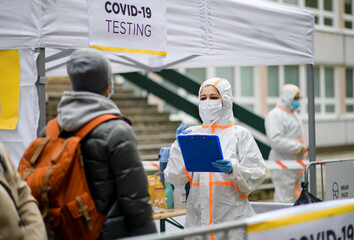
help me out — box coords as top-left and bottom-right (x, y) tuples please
(265, 84), (308, 203)
(164, 78), (266, 240)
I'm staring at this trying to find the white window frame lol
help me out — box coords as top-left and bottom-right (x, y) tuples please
(233, 66), (255, 112)
(344, 0), (354, 33)
(345, 67), (354, 116)
(313, 65), (339, 119)
(272, 0), (338, 30)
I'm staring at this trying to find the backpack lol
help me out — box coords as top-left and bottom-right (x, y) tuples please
(18, 114), (120, 240)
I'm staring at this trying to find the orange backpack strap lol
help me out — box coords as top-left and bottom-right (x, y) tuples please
(75, 114), (121, 139)
(46, 118), (60, 137)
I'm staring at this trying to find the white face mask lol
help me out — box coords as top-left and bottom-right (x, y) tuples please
(198, 99), (222, 123)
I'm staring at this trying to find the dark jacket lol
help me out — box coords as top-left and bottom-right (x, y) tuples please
(43, 91), (157, 239)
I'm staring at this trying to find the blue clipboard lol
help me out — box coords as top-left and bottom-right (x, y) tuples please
(177, 134), (223, 172)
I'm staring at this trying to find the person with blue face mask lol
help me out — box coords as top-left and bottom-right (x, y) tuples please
(265, 84), (308, 203)
(164, 78), (266, 240)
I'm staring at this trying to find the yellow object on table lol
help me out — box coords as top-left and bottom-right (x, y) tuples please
(148, 175), (167, 209)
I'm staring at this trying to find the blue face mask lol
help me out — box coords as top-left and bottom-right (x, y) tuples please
(289, 99), (300, 111)
(108, 80), (114, 98)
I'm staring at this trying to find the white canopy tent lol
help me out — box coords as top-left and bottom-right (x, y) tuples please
(0, 0), (316, 192)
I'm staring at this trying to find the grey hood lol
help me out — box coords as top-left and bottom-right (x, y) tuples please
(57, 91), (121, 132)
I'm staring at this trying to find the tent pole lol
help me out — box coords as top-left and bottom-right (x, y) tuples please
(306, 64), (317, 196)
(35, 48), (46, 136)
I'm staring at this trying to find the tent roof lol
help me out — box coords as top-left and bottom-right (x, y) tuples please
(0, 0), (314, 75)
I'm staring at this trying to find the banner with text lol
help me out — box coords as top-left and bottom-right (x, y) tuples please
(88, 0), (167, 56)
(246, 199), (354, 240)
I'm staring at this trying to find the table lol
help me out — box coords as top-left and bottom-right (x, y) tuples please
(153, 208), (186, 232)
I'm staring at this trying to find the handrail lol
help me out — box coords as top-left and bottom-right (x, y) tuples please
(156, 69), (266, 134)
(118, 71), (270, 158)
(121, 217), (247, 240)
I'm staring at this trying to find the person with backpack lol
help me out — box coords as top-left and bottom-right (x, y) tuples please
(0, 142), (47, 240)
(38, 49), (157, 239)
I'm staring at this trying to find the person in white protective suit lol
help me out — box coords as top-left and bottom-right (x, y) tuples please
(265, 84), (308, 203)
(164, 78), (266, 240)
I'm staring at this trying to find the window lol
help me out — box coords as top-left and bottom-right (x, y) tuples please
(185, 68), (206, 84)
(305, 0), (335, 27)
(233, 67), (255, 111)
(344, 0), (354, 30)
(284, 65), (300, 86)
(313, 66), (337, 116)
(216, 67), (235, 95)
(240, 67), (254, 97)
(284, 0), (298, 4)
(268, 66), (279, 97)
(346, 68), (354, 113)
(266, 65), (300, 113)
(273, 0), (336, 28)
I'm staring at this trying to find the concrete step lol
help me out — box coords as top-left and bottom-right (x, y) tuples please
(136, 133), (176, 145)
(138, 143), (173, 155)
(132, 124), (179, 135)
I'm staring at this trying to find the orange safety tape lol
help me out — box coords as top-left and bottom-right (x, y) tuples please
(209, 173), (215, 240)
(202, 123), (235, 134)
(275, 160), (288, 169)
(294, 138), (304, 142)
(294, 182), (301, 197)
(235, 183), (241, 192)
(239, 195), (248, 199)
(183, 168), (200, 186)
(296, 160), (307, 168)
(150, 162), (160, 169)
(296, 171), (303, 175)
(211, 181), (234, 185)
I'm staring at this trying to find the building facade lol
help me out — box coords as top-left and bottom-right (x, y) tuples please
(176, 0), (354, 149)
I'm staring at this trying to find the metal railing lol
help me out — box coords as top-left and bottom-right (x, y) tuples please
(304, 158), (354, 200)
(121, 218), (247, 240)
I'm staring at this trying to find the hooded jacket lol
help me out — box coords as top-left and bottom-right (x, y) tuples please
(164, 78), (266, 240)
(43, 91), (156, 239)
(0, 142), (47, 240)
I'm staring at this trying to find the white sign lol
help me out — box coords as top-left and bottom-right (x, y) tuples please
(246, 199), (354, 240)
(325, 161), (354, 201)
(88, 0), (167, 56)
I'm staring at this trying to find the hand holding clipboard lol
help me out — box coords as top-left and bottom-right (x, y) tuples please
(177, 135), (224, 172)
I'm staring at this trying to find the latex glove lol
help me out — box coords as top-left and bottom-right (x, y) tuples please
(212, 159), (233, 173)
(176, 123), (192, 138)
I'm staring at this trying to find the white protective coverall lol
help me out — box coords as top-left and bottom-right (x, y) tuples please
(164, 78), (266, 240)
(265, 84), (306, 203)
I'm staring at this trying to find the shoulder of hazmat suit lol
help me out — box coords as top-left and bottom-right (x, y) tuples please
(164, 78), (266, 240)
(264, 84), (306, 203)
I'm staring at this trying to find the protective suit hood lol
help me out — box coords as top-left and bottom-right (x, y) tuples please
(278, 84), (299, 110)
(198, 78), (235, 125)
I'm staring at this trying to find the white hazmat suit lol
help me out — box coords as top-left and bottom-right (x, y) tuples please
(265, 84), (306, 203)
(164, 78), (266, 240)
